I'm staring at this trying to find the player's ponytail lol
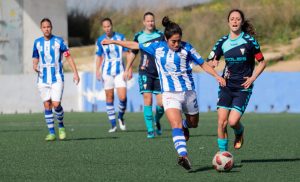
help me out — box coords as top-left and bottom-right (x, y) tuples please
(162, 16), (182, 40)
(227, 9), (256, 36)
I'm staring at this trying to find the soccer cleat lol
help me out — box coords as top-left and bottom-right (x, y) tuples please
(118, 118), (126, 131)
(147, 131), (155, 139)
(58, 128), (66, 140)
(178, 156), (192, 170)
(183, 127), (190, 141)
(45, 134), (56, 141)
(108, 126), (117, 133)
(154, 120), (162, 135)
(234, 129), (244, 149)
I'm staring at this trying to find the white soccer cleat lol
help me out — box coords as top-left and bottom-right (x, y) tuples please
(108, 126), (117, 133)
(118, 118), (126, 131)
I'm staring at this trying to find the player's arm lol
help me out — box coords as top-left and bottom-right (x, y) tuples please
(200, 62), (226, 87)
(33, 58), (39, 73)
(241, 59), (266, 89)
(65, 52), (80, 85)
(96, 55), (104, 81)
(124, 51), (136, 80)
(102, 39), (139, 50)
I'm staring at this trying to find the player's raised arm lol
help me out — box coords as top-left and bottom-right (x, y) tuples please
(101, 39), (139, 50)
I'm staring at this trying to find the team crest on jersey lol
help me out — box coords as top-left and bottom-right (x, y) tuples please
(240, 48), (245, 55)
(179, 50), (187, 60)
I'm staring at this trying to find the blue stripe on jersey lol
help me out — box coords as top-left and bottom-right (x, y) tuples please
(43, 67), (47, 83)
(105, 46), (111, 59)
(51, 67), (57, 82)
(50, 38), (57, 82)
(178, 75), (187, 90)
(166, 75), (175, 91)
(107, 62), (112, 75)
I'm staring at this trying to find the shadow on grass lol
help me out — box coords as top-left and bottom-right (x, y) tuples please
(189, 164), (242, 173)
(241, 158), (300, 163)
(0, 129), (41, 133)
(64, 136), (119, 141)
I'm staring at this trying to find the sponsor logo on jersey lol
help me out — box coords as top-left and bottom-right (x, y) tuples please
(240, 48), (245, 55)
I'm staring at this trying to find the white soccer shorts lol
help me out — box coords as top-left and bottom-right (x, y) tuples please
(102, 73), (127, 90)
(162, 90), (199, 115)
(38, 81), (64, 102)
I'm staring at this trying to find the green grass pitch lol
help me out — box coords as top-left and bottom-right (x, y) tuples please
(0, 112), (299, 181)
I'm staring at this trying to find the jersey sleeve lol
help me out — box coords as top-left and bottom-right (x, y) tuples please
(139, 42), (158, 56)
(32, 41), (39, 58)
(187, 43), (204, 65)
(95, 38), (103, 56)
(131, 33), (139, 55)
(250, 37), (264, 62)
(206, 37), (225, 61)
(60, 39), (70, 57)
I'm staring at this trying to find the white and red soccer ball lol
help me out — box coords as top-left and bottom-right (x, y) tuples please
(212, 151), (234, 172)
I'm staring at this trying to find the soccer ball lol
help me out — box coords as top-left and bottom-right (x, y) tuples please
(212, 151), (234, 172)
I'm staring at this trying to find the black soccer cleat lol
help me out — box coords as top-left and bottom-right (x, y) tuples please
(178, 156), (192, 170)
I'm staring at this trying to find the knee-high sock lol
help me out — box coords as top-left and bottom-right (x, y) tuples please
(155, 105), (164, 123)
(234, 123), (244, 135)
(172, 128), (188, 156)
(45, 109), (55, 134)
(106, 102), (116, 127)
(54, 105), (64, 128)
(118, 98), (127, 120)
(143, 105), (153, 132)
(217, 138), (228, 151)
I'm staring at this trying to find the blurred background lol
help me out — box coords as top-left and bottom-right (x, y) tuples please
(1, 0), (300, 113)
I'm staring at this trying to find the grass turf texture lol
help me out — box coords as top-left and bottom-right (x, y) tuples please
(0, 113), (299, 181)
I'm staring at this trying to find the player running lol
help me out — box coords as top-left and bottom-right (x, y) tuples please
(102, 16), (226, 170)
(95, 18), (130, 132)
(207, 9), (266, 152)
(32, 18), (80, 141)
(124, 12), (165, 138)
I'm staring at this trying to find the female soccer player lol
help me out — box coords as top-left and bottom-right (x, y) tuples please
(124, 12), (165, 138)
(32, 18), (80, 141)
(207, 9), (266, 152)
(102, 16), (226, 170)
(95, 18), (130, 132)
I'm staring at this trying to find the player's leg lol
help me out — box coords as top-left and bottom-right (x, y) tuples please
(229, 90), (252, 149)
(216, 87), (232, 151)
(163, 91), (191, 170)
(103, 74), (117, 132)
(182, 90), (200, 141)
(51, 82), (66, 140)
(153, 77), (164, 135)
(138, 74), (154, 138)
(38, 83), (55, 141)
(43, 100), (56, 141)
(115, 74), (127, 131)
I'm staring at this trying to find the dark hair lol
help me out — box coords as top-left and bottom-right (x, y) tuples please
(162, 16), (182, 40)
(40, 18), (52, 27)
(101, 17), (112, 25)
(143, 12), (155, 20)
(227, 9), (256, 36)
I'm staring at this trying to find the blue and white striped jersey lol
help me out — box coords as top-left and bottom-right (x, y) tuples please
(139, 41), (204, 92)
(96, 32), (128, 76)
(32, 35), (68, 84)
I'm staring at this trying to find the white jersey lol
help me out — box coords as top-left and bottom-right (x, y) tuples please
(32, 35), (69, 84)
(139, 41), (204, 92)
(96, 32), (128, 76)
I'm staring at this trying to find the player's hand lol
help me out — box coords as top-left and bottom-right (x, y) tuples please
(96, 71), (102, 81)
(73, 73), (80, 85)
(101, 39), (112, 45)
(123, 70), (133, 81)
(216, 76), (226, 87)
(241, 76), (255, 89)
